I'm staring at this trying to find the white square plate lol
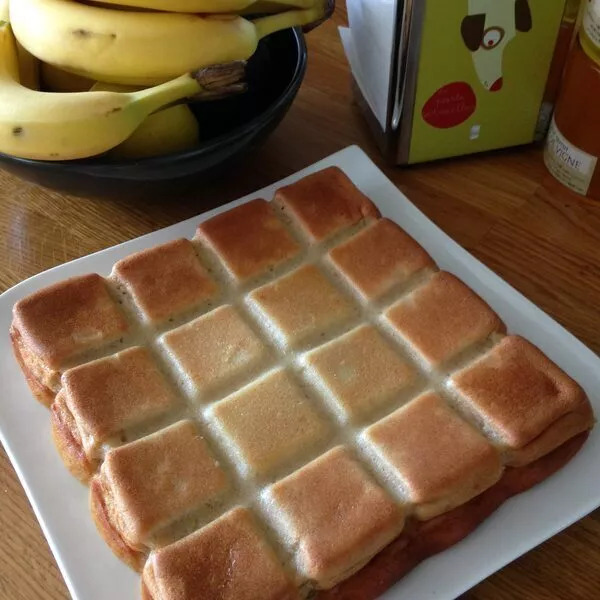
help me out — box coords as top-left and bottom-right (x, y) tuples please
(1, 145), (599, 600)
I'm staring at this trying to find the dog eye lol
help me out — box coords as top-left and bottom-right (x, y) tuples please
(481, 27), (504, 49)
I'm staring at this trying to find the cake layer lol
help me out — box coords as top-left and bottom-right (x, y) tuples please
(328, 218), (435, 303)
(60, 347), (179, 459)
(196, 199), (301, 284)
(208, 368), (331, 479)
(142, 507), (299, 600)
(92, 420), (229, 560)
(112, 238), (218, 325)
(303, 325), (416, 424)
(160, 305), (271, 402)
(264, 446), (405, 589)
(247, 264), (359, 350)
(274, 166), (380, 243)
(450, 336), (594, 466)
(383, 271), (506, 369)
(11, 274), (129, 401)
(362, 392), (503, 520)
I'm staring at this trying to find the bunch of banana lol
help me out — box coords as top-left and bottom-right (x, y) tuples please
(0, 0), (333, 161)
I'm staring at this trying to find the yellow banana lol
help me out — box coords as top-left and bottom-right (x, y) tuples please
(3, 0), (40, 90)
(0, 21), (245, 160)
(10, 0), (327, 86)
(109, 105), (200, 159)
(91, 82), (200, 159)
(87, 0), (315, 12)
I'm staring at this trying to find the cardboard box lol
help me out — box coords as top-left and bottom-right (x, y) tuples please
(341, 0), (575, 164)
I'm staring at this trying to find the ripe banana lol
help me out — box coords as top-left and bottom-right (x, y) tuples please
(10, 0), (328, 86)
(87, 0), (315, 13)
(110, 105), (200, 159)
(0, 21), (245, 160)
(91, 82), (200, 159)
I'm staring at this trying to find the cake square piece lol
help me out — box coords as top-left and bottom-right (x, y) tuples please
(112, 239), (218, 325)
(209, 369), (330, 479)
(328, 218), (435, 302)
(264, 446), (404, 589)
(274, 166), (380, 243)
(362, 392), (503, 520)
(142, 507), (298, 600)
(450, 336), (594, 466)
(96, 420), (229, 551)
(160, 305), (271, 402)
(247, 264), (358, 350)
(303, 325), (416, 423)
(11, 273), (128, 372)
(384, 271), (505, 368)
(196, 199), (301, 284)
(60, 346), (178, 459)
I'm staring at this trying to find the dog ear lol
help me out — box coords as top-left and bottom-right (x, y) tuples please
(461, 13), (486, 51)
(515, 0), (532, 32)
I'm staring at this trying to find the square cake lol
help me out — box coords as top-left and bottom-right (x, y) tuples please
(10, 166), (594, 600)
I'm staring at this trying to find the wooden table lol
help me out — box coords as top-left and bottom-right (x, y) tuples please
(1, 5), (600, 600)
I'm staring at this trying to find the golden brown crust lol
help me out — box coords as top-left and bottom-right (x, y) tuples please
(12, 273), (128, 371)
(451, 335), (594, 461)
(112, 239), (218, 324)
(50, 392), (96, 483)
(505, 403), (594, 467)
(363, 392), (503, 520)
(328, 218), (436, 301)
(89, 476), (147, 572)
(62, 346), (179, 456)
(10, 325), (56, 407)
(274, 166), (381, 243)
(144, 508), (299, 600)
(141, 434), (588, 600)
(101, 420), (229, 550)
(384, 271), (506, 367)
(196, 199), (301, 283)
(248, 264), (359, 349)
(266, 446), (405, 589)
(316, 431), (589, 600)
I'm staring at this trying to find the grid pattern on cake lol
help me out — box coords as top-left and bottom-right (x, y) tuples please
(16, 167), (591, 598)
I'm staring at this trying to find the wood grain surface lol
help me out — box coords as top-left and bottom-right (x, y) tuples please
(1, 4), (600, 600)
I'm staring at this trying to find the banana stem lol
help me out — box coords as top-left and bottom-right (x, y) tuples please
(252, 3), (326, 39)
(190, 60), (248, 100)
(132, 61), (247, 111)
(131, 73), (201, 114)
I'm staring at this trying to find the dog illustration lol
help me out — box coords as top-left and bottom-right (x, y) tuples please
(461, 0), (532, 92)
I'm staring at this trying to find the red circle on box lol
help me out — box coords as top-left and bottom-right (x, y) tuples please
(422, 82), (477, 129)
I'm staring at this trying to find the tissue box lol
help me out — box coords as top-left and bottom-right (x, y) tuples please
(341, 0), (575, 164)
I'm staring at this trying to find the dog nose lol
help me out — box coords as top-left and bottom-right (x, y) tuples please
(490, 77), (503, 92)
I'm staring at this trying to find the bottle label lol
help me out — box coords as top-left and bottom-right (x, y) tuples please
(583, 0), (600, 49)
(544, 118), (597, 195)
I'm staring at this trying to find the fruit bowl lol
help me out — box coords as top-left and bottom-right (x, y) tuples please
(0, 28), (307, 201)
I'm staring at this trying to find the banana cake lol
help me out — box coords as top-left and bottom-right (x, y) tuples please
(10, 166), (595, 600)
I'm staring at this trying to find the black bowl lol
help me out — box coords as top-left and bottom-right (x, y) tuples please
(0, 28), (307, 200)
